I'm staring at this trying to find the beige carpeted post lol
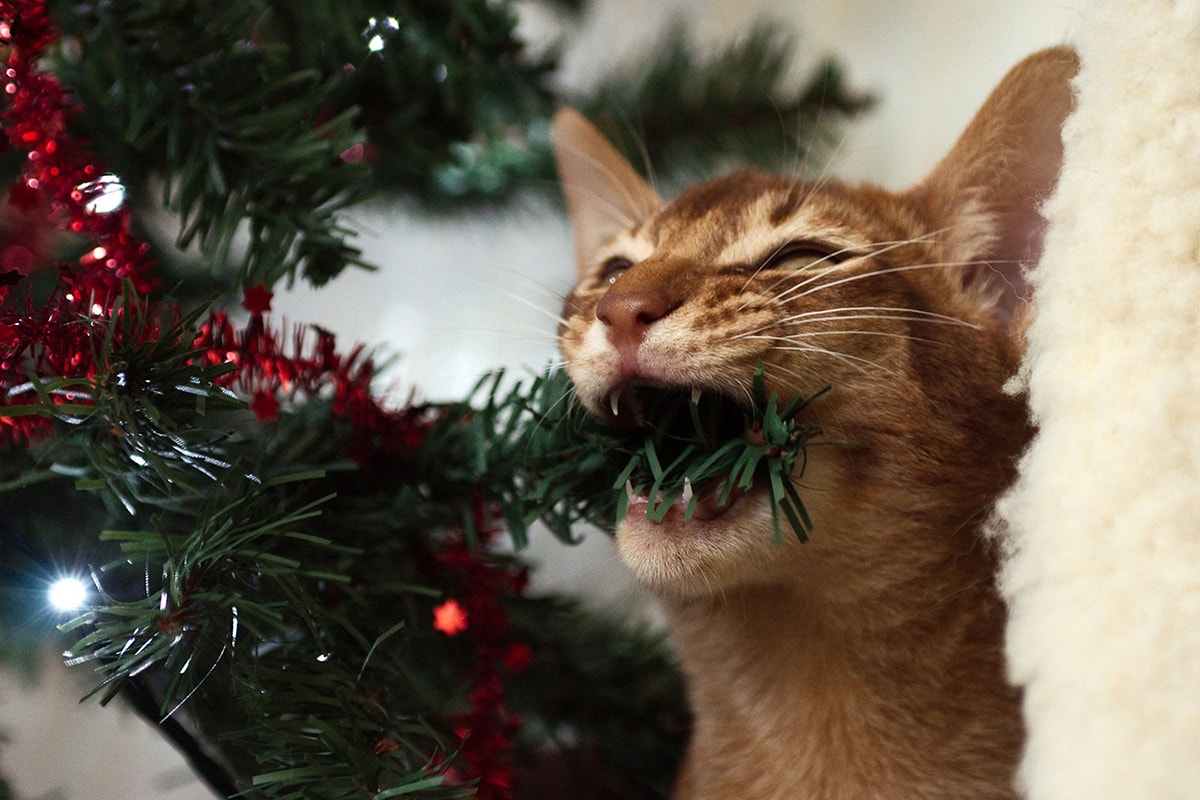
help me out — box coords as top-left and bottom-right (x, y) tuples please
(997, 2), (1200, 798)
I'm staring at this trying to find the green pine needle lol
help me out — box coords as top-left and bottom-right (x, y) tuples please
(455, 365), (825, 545)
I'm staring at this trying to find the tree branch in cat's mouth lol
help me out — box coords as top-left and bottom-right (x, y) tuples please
(450, 366), (823, 545)
(596, 370), (825, 539)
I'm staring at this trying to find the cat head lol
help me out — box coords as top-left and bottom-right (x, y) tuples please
(553, 47), (1077, 599)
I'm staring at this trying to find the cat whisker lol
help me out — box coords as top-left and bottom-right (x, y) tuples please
(747, 330), (942, 347)
(757, 361), (823, 394)
(771, 305), (978, 327)
(732, 307), (979, 341)
(483, 266), (570, 304)
(737, 238), (867, 295)
(772, 343), (901, 380)
(766, 226), (972, 305)
(558, 178), (643, 232)
(489, 290), (571, 329)
(785, 259), (1016, 305)
(497, 326), (563, 345)
(741, 227), (962, 308)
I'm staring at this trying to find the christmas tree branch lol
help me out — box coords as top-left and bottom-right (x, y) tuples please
(577, 21), (872, 186)
(440, 365), (825, 548)
(45, 0), (868, 292)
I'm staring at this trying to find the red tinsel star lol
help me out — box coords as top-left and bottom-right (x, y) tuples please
(241, 282), (273, 315)
(433, 599), (468, 637)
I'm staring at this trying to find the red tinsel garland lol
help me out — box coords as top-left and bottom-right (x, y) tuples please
(0, 2), (527, 796)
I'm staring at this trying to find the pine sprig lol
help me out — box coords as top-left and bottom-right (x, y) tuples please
(449, 365), (825, 546)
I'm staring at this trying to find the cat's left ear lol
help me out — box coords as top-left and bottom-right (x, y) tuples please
(552, 108), (661, 273)
(906, 46), (1079, 324)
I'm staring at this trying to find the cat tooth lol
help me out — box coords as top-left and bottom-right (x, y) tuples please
(625, 480), (646, 506)
(609, 387), (622, 417)
(681, 477), (694, 506)
(691, 387), (702, 405)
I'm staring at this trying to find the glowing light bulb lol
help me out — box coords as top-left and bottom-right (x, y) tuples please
(364, 15), (398, 52)
(76, 173), (125, 214)
(48, 577), (87, 611)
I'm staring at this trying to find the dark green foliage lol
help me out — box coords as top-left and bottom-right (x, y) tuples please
(506, 598), (688, 800)
(46, 1), (868, 292)
(50, 0), (553, 288)
(0, 298), (819, 796)
(0, 288), (691, 796)
(578, 22), (873, 189)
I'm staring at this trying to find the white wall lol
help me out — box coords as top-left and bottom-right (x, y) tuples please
(0, 3), (1079, 798)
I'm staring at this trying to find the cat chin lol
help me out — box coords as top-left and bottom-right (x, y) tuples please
(613, 487), (802, 596)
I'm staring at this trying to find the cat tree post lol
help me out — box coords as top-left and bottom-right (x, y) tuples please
(997, 2), (1200, 798)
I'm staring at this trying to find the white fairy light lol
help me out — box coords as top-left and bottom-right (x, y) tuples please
(364, 15), (399, 53)
(48, 576), (88, 611)
(76, 173), (125, 214)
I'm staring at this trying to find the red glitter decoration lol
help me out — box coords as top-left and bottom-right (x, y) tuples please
(429, 498), (532, 800)
(0, 3), (533, 796)
(248, 390), (280, 421)
(433, 599), (469, 637)
(0, 0), (154, 443)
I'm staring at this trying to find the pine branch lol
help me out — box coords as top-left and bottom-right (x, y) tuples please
(438, 365), (826, 548)
(44, 2), (869, 293)
(575, 21), (874, 186)
(505, 596), (688, 800)
(48, 0), (553, 288)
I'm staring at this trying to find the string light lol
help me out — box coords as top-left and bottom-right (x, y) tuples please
(363, 16), (398, 52)
(77, 173), (126, 214)
(47, 576), (87, 611)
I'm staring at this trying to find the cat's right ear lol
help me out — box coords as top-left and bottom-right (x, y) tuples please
(552, 108), (660, 273)
(906, 46), (1078, 326)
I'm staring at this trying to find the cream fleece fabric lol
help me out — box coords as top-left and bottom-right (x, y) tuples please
(996, 2), (1200, 799)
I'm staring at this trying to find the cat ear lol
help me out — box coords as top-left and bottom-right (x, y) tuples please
(552, 108), (661, 272)
(906, 46), (1079, 324)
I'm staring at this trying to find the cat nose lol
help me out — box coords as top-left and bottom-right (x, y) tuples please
(595, 288), (673, 340)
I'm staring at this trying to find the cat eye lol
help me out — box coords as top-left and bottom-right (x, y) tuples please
(597, 255), (633, 286)
(760, 240), (844, 271)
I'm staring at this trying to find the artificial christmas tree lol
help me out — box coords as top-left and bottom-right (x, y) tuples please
(0, 1), (868, 797)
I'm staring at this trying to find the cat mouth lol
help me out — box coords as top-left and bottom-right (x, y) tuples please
(601, 381), (760, 524)
(602, 381), (748, 437)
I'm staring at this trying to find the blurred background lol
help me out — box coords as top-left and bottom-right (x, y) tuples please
(0, 1), (1078, 797)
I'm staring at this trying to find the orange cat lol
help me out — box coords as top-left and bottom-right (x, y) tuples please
(552, 47), (1077, 799)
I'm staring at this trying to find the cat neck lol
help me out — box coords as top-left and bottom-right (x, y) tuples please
(661, 523), (1022, 800)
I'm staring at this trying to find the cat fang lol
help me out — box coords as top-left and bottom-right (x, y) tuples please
(607, 383), (705, 418)
(553, 47), (1079, 800)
